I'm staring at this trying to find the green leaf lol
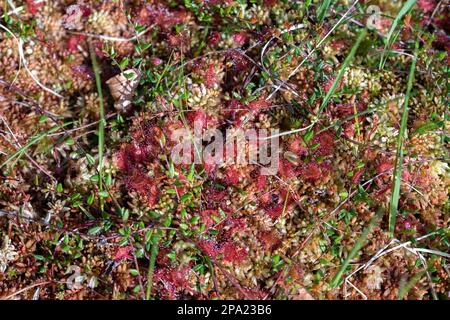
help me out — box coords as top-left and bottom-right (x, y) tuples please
(88, 226), (102, 235)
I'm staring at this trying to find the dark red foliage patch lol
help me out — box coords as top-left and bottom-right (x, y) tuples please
(205, 63), (218, 88)
(26, 0), (44, 15)
(222, 167), (240, 185)
(417, 0), (436, 13)
(311, 130), (335, 157)
(287, 137), (308, 156)
(300, 162), (322, 182)
(137, 4), (188, 29)
(233, 32), (249, 46)
(278, 159), (296, 179)
(220, 241), (247, 264)
(200, 209), (220, 230)
(198, 239), (221, 258)
(66, 35), (86, 52)
(124, 170), (159, 206)
(256, 174), (268, 190)
(204, 184), (227, 202)
(207, 31), (221, 47)
(198, 238), (247, 264)
(154, 265), (192, 300)
(226, 50), (250, 72)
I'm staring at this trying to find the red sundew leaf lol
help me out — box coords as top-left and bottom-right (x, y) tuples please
(200, 210), (220, 230)
(376, 161), (394, 174)
(167, 32), (190, 52)
(351, 167), (365, 185)
(205, 64), (218, 88)
(26, 0), (44, 15)
(186, 109), (219, 131)
(401, 169), (412, 182)
(288, 137), (308, 156)
(207, 31), (221, 47)
(329, 39), (348, 53)
(256, 174), (268, 190)
(417, 0), (436, 13)
(265, 203), (283, 219)
(156, 248), (171, 267)
(343, 123), (355, 139)
(154, 266), (192, 300)
(124, 170), (159, 206)
(226, 50), (249, 72)
(164, 120), (184, 143)
(416, 169), (433, 189)
(115, 145), (134, 173)
(300, 162), (322, 182)
(67, 35), (86, 52)
(204, 155), (219, 176)
(198, 239), (221, 258)
(222, 167), (240, 185)
(205, 185), (227, 202)
(247, 97), (271, 114)
(113, 246), (134, 262)
(311, 131), (335, 157)
(233, 32), (249, 46)
(278, 159), (296, 179)
(224, 217), (247, 234)
(137, 4), (188, 29)
(220, 241), (247, 264)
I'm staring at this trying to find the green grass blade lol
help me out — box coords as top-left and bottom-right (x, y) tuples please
(379, 0), (416, 69)
(317, 28), (367, 117)
(0, 122), (71, 172)
(89, 41), (106, 213)
(398, 270), (426, 300)
(317, 0), (332, 22)
(388, 42), (418, 236)
(146, 233), (160, 300)
(330, 207), (383, 288)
